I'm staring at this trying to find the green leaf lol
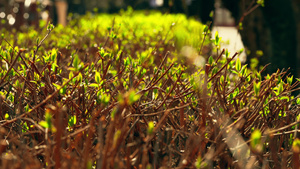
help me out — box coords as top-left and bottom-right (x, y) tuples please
(256, 50), (264, 56)
(195, 156), (202, 169)
(250, 58), (259, 70)
(278, 80), (284, 94)
(250, 129), (262, 152)
(297, 98), (300, 105)
(45, 111), (52, 127)
(36, 38), (40, 45)
(293, 138), (300, 153)
(51, 48), (57, 61)
(188, 115), (195, 122)
(128, 90), (140, 105)
(257, 0), (264, 7)
(141, 68), (147, 76)
(25, 104), (29, 112)
(5, 113), (9, 120)
(256, 72), (261, 81)
(212, 67), (218, 75)
(61, 85), (67, 95)
(77, 72), (83, 82)
(69, 71), (74, 80)
(225, 49), (229, 58)
(111, 108), (117, 119)
(68, 115), (76, 127)
(147, 121), (154, 135)
(52, 83), (61, 90)
(73, 55), (79, 70)
(47, 21), (55, 31)
(124, 57), (130, 67)
(241, 65), (248, 76)
(236, 58), (241, 71)
(209, 11), (214, 18)
(220, 75), (224, 84)
(246, 75), (251, 82)
(22, 122), (29, 133)
(39, 121), (49, 128)
(214, 31), (220, 46)
(239, 22), (243, 30)
(279, 96), (289, 101)
(203, 25), (208, 34)
(287, 76), (293, 85)
(100, 93), (110, 106)
(39, 110), (53, 129)
(51, 62), (58, 72)
(89, 83), (99, 88)
(208, 56), (214, 65)
(254, 81), (261, 96)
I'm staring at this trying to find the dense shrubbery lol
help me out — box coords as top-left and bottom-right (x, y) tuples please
(0, 10), (300, 168)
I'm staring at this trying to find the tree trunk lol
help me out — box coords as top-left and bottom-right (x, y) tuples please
(263, 0), (297, 76)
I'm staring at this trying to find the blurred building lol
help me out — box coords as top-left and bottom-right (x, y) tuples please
(214, 0), (235, 26)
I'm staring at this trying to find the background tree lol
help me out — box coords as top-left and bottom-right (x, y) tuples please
(169, 0), (299, 76)
(222, 0), (298, 76)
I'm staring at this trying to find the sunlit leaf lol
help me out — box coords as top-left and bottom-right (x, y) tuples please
(147, 121), (154, 135)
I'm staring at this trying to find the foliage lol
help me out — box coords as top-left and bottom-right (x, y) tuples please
(0, 10), (299, 168)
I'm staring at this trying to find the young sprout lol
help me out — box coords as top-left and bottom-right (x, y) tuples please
(253, 81), (261, 96)
(236, 58), (241, 72)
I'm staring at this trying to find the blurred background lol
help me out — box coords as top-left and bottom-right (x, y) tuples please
(0, 0), (299, 77)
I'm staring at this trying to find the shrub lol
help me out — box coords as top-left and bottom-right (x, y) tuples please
(0, 10), (299, 168)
